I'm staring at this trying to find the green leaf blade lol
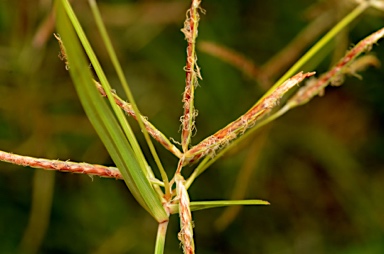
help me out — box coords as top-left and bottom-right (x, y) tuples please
(169, 199), (270, 214)
(56, 0), (167, 222)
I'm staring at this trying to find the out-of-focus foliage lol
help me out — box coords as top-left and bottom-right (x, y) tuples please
(1, 0), (384, 253)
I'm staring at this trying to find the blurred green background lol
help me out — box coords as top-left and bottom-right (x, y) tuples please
(1, 0), (384, 253)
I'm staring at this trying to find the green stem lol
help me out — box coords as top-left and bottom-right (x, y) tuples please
(154, 220), (169, 254)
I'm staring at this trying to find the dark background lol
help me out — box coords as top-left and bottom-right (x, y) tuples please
(1, 0), (384, 253)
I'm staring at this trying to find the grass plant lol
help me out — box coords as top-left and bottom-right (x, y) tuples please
(1, 0), (384, 253)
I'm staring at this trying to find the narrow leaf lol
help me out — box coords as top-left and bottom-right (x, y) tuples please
(169, 199), (270, 214)
(56, 0), (167, 222)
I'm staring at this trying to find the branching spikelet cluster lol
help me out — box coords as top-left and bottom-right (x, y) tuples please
(2, 3), (384, 254)
(10, 24), (383, 181)
(3, 1), (383, 198)
(183, 71), (315, 165)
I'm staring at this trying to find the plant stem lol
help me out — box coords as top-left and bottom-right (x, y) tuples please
(154, 220), (169, 254)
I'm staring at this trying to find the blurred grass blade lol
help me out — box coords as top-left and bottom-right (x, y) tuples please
(56, 0), (167, 222)
(169, 200), (270, 214)
(261, 3), (368, 98)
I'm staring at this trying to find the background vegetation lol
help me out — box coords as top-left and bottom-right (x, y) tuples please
(1, 0), (384, 253)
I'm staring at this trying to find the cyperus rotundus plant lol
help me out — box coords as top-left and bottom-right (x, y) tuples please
(1, 0), (384, 253)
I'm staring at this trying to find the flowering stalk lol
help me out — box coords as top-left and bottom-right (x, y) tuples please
(95, 81), (183, 159)
(175, 172), (195, 254)
(183, 71), (315, 165)
(0, 150), (123, 179)
(284, 27), (384, 109)
(180, 0), (203, 152)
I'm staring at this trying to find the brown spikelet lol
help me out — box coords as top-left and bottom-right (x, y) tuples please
(175, 172), (195, 254)
(180, 0), (204, 152)
(0, 150), (123, 179)
(287, 27), (384, 107)
(95, 81), (183, 159)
